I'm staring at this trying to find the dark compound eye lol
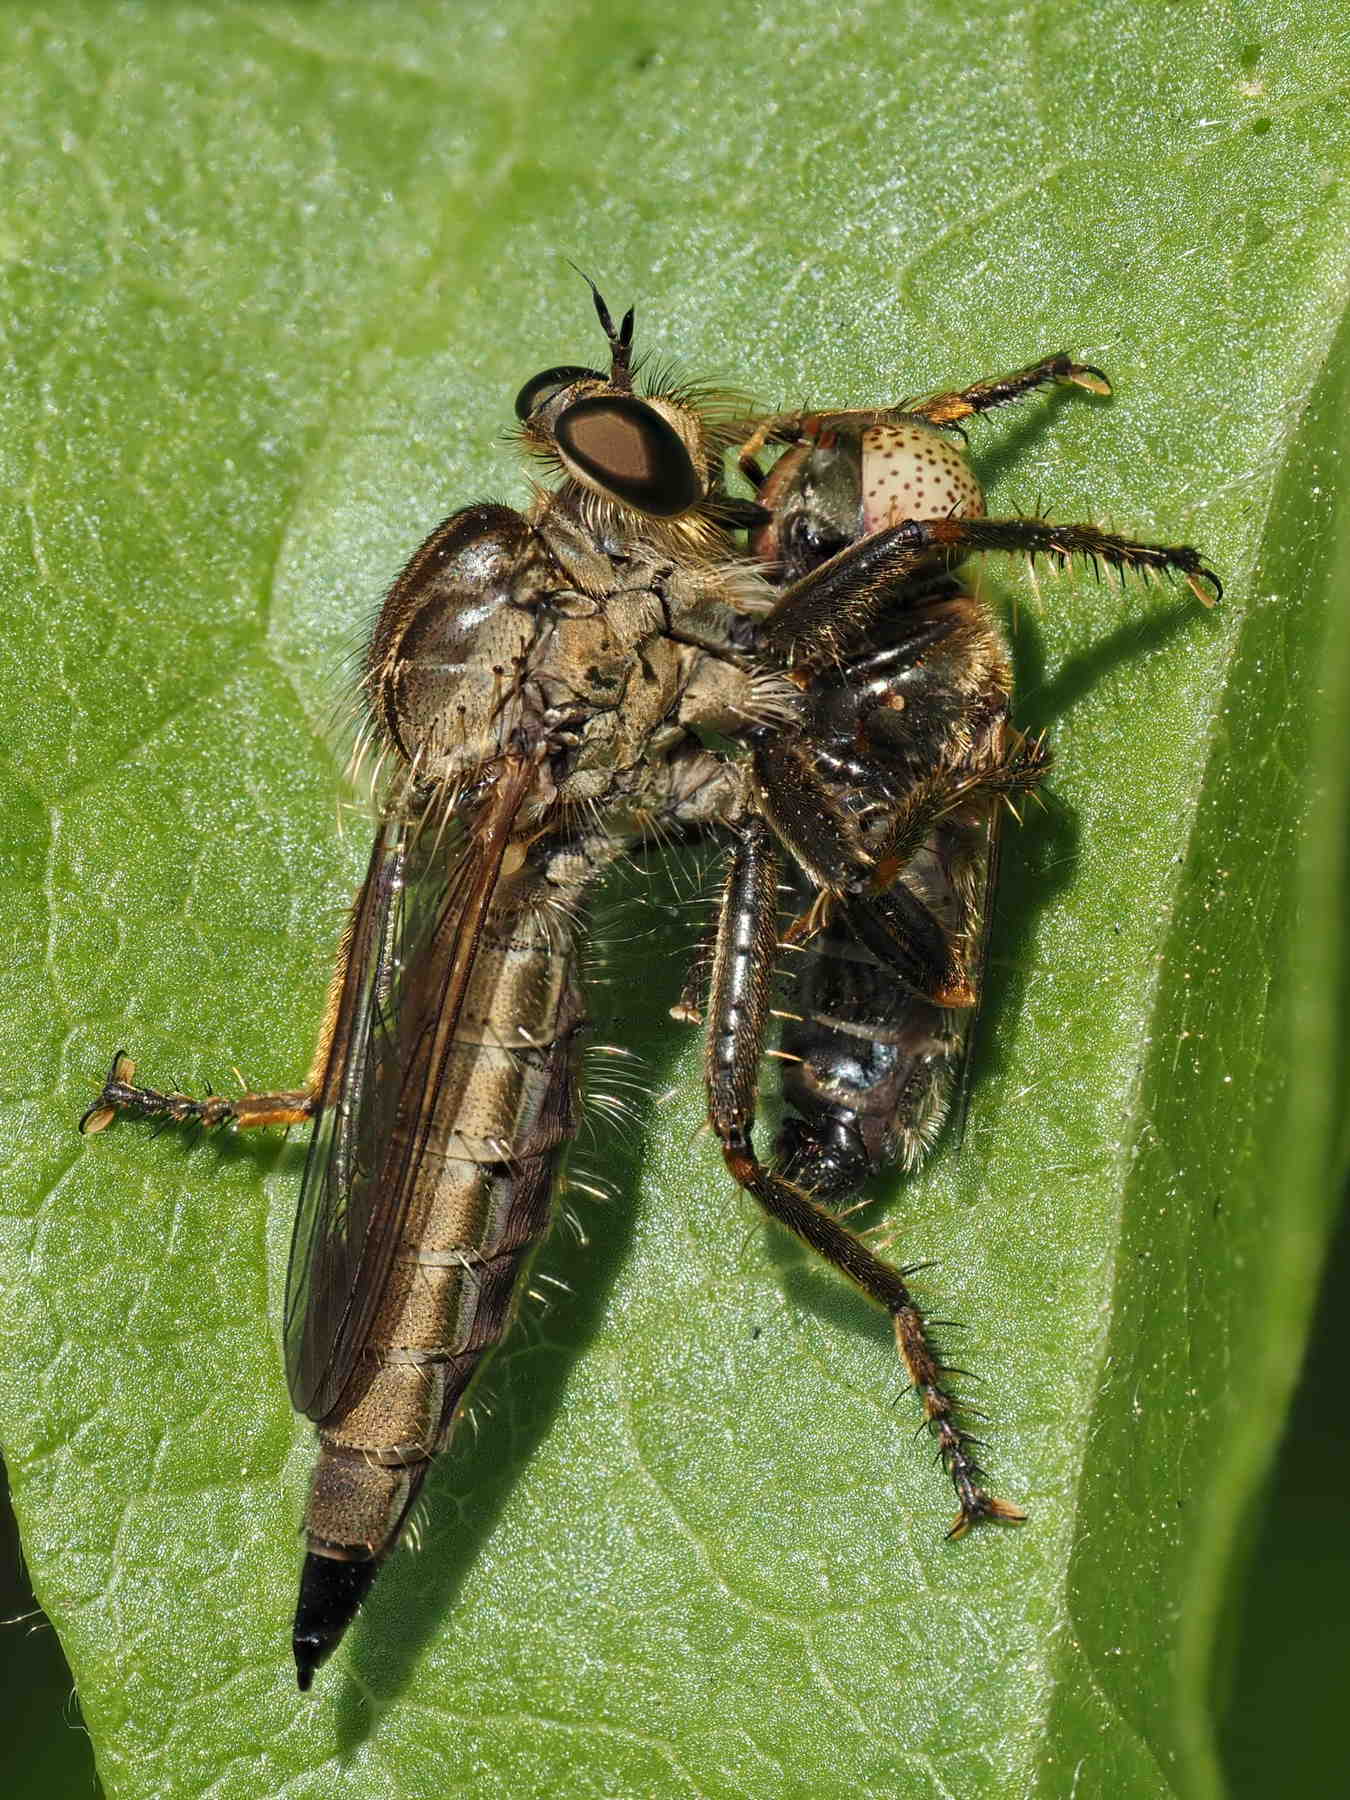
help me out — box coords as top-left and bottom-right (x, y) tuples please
(513, 365), (602, 422)
(554, 394), (702, 517)
(784, 511), (851, 574)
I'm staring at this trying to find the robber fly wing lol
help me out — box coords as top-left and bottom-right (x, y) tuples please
(282, 802), (433, 1420)
(284, 758), (536, 1421)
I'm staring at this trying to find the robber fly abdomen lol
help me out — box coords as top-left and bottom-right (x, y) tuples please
(293, 843), (589, 1663)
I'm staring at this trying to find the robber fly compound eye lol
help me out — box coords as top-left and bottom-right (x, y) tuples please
(554, 394), (703, 518)
(513, 364), (604, 423)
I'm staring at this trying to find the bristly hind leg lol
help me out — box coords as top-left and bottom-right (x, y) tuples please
(895, 514), (1223, 607)
(79, 1050), (315, 1135)
(704, 814), (1024, 1536)
(903, 353), (1111, 427)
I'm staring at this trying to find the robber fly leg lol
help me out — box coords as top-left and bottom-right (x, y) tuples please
(755, 724), (1047, 1007)
(704, 814), (1022, 1536)
(890, 515), (1223, 607)
(79, 853), (370, 1140)
(758, 509), (1219, 679)
(735, 412), (807, 487)
(902, 353), (1112, 427)
(670, 912), (718, 1026)
(79, 1050), (314, 1135)
(756, 527), (956, 674)
(866, 729), (1051, 877)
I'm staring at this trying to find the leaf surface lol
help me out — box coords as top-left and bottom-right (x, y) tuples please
(0, 4), (1346, 1797)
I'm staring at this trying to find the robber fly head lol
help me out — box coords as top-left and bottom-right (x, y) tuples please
(514, 278), (710, 521)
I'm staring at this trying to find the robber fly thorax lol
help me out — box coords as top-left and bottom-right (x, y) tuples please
(82, 289), (1219, 1689)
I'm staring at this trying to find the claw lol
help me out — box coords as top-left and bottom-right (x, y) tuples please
(1068, 363), (1112, 397)
(946, 1494), (1028, 1539)
(1186, 566), (1223, 608)
(78, 1051), (136, 1135)
(78, 1102), (116, 1136)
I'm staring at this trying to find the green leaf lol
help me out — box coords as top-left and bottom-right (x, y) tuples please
(1, 4), (1346, 1796)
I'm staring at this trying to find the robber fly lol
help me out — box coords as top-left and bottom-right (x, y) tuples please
(80, 282), (1220, 1690)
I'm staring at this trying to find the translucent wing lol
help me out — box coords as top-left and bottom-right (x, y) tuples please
(284, 760), (535, 1421)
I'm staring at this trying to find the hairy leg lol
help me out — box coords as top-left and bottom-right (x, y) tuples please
(79, 1051), (314, 1135)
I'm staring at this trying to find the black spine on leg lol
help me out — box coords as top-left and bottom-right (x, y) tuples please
(292, 1552), (379, 1691)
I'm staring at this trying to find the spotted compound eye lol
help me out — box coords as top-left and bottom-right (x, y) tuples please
(860, 421), (985, 532)
(513, 365), (603, 423)
(554, 394), (703, 517)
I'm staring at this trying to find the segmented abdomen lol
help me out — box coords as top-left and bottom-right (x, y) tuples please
(775, 591), (1009, 1200)
(775, 819), (980, 1200)
(304, 880), (584, 1561)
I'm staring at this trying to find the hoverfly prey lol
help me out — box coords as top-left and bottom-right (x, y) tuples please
(81, 287), (1220, 1689)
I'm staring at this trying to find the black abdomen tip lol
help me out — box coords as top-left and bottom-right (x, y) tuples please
(293, 1552), (378, 1691)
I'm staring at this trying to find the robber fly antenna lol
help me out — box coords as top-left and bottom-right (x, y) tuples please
(567, 261), (635, 390)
